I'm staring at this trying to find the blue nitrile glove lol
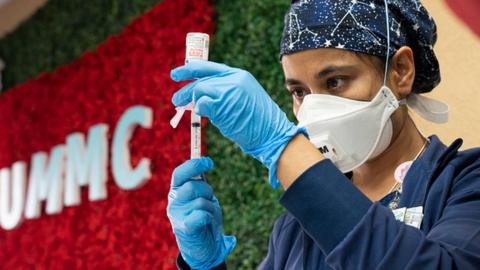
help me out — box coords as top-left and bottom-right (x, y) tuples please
(166, 157), (236, 270)
(171, 61), (306, 188)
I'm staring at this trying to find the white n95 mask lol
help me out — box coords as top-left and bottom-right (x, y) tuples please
(296, 85), (401, 173)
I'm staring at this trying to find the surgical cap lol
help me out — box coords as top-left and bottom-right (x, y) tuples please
(280, 0), (440, 93)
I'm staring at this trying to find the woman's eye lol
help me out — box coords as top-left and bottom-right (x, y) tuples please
(290, 88), (309, 99)
(326, 77), (346, 90)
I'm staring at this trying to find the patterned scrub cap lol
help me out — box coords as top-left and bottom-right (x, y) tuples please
(280, 0), (440, 93)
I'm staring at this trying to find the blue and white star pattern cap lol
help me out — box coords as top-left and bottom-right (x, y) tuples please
(280, 0), (440, 93)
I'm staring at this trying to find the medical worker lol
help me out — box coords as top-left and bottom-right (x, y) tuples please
(167, 0), (480, 269)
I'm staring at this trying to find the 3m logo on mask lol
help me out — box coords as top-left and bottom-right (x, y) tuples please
(317, 143), (337, 161)
(306, 135), (340, 162)
(318, 145), (330, 154)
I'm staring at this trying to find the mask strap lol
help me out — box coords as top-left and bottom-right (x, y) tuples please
(406, 94), (449, 124)
(383, 0), (390, 87)
(398, 95), (449, 124)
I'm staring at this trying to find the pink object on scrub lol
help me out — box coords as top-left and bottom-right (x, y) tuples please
(394, 160), (414, 184)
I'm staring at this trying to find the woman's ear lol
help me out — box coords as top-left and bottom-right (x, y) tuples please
(390, 46), (415, 98)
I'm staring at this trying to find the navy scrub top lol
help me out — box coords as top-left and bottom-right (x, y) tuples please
(178, 135), (480, 269)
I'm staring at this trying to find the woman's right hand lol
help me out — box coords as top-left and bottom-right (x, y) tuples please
(166, 157), (236, 269)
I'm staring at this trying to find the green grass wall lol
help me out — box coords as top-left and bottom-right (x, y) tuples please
(0, 0), (160, 89)
(209, 1), (292, 268)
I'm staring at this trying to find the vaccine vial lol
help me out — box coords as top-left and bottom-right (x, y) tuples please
(186, 33), (209, 65)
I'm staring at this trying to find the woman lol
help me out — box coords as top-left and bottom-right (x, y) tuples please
(167, 0), (480, 269)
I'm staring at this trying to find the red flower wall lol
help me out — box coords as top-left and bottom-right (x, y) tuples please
(0, 0), (214, 268)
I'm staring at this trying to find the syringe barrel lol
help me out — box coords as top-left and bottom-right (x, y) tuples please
(190, 112), (202, 159)
(185, 33), (209, 162)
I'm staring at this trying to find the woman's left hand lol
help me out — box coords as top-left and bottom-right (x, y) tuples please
(171, 61), (305, 188)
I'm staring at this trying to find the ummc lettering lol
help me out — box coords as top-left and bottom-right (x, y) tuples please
(0, 105), (152, 230)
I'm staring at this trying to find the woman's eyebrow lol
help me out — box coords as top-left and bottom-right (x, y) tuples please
(285, 78), (303, 86)
(285, 64), (357, 86)
(315, 65), (356, 79)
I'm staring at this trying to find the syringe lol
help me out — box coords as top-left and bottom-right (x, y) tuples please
(185, 33), (209, 179)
